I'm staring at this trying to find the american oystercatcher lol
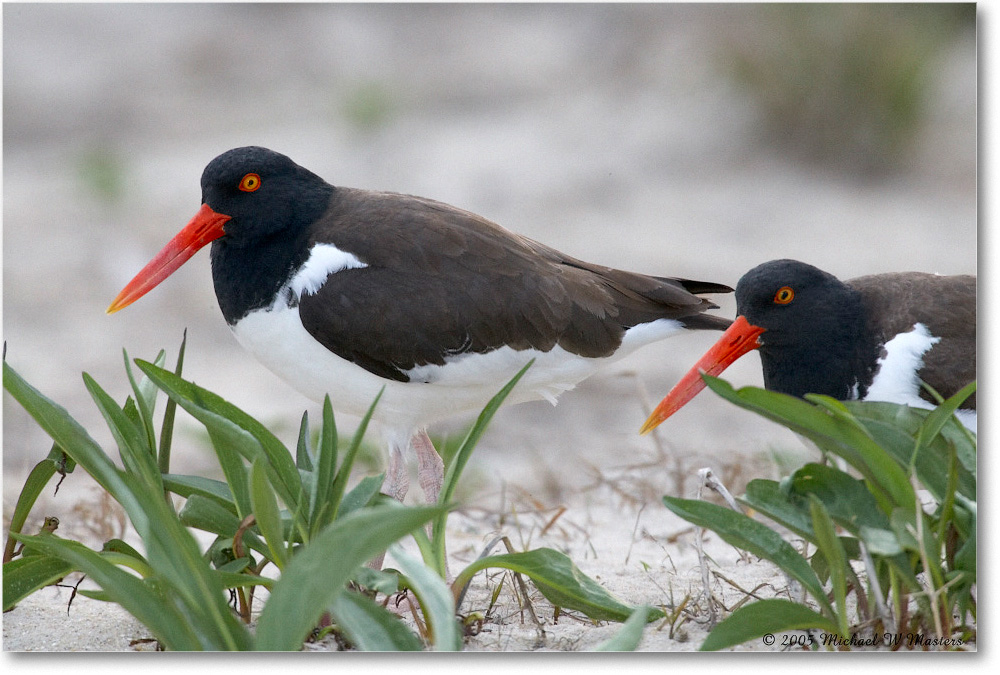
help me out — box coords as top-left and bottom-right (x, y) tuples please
(108, 146), (733, 504)
(640, 259), (977, 434)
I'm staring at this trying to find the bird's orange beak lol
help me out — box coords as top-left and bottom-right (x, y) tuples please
(107, 203), (231, 313)
(639, 315), (766, 434)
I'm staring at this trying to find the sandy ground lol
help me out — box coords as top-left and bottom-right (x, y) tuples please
(2, 4), (979, 655)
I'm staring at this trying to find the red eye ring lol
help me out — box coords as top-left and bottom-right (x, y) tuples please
(239, 173), (261, 192)
(774, 286), (794, 305)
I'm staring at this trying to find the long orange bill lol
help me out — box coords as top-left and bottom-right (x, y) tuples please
(107, 203), (232, 314)
(639, 315), (766, 434)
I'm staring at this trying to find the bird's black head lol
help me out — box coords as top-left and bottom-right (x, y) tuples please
(201, 147), (336, 323)
(201, 146), (334, 247)
(735, 259), (874, 399)
(735, 260), (859, 346)
(107, 146), (336, 321)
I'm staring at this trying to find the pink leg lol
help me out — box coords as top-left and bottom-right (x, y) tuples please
(381, 442), (410, 503)
(411, 429), (451, 581)
(412, 429), (444, 505)
(369, 442), (410, 571)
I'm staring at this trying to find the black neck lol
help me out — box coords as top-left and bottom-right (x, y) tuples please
(210, 188), (335, 324)
(758, 302), (881, 402)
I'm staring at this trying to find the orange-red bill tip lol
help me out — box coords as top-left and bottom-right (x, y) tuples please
(639, 315), (766, 434)
(106, 203), (231, 314)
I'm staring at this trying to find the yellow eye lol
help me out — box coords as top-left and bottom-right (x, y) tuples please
(774, 286), (794, 304)
(239, 173), (261, 192)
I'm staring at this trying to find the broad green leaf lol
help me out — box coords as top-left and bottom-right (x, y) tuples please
(351, 565), (400, 595)
(329, 591), (423, 651)
(162, 474), (237, 513)
(700, 599), (841, 651)
(741, 479), (816, 541)
(2, 446), (74, 562)
(786, 463), (892, 534)
(3, 554), (76, 611)
(254, 503), (445, 651)
(701, 376), (914, 511)
(592, 605), (654, 651)
(178, 494), (269, 558)
(4, 361), (146, 528)
(452, 547), (648, 623)
(338, 473), (386, 517)
(663, 496), (833, 616)
(390, 543), (461, 651)
(13, 533), (246, 650)
(135, 360), (301, 510)
(250, 459), (289, 569)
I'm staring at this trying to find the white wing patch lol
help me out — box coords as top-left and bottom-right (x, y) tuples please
(866, 323), (940, 405)
(864, 323), (976, 432)
(286, 243), (367, 302)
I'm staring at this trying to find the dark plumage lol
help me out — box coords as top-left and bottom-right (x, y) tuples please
(110, 146), (733, 514)
(642, 259), (976, 433)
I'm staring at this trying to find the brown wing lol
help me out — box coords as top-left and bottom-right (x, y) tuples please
(850, 272), (976, 408)
(298, 188), (730, 381)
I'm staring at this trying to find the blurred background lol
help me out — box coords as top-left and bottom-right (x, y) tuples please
(3, 4), (977, 510)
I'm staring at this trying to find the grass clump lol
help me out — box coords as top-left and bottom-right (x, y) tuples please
(4, 334), (655, 650)
(663, 374), (976, 651)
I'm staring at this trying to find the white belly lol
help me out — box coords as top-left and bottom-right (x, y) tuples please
(231, 300), (685, 441)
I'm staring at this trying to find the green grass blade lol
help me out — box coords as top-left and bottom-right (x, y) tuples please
(452, 547), (649, 623)
(439, 361), (532, 506)
(663, 495), (833, 616)
(329, 591), (423, 651)
(592, 605), (654, 651)
(158, 329), (188, 476)
(390, 543), (461, 651)
(254, 503), (445, 651)
(250, 459), (289, 569)
(295, 410), (314, 471)
(430, 361), (532, 573)
(913, 380), (976, 462)
(135, 360), (301, 511)
(126, 480), (254, 650)
(808, 496), (850, 637)
(309, 395), (339, 531)
(328, 389), (383, 522)
(122, 347), (165, 454)
(3, 554), (76, 611)
(700, 599), (841, 651)
(83, 372), (163, 493)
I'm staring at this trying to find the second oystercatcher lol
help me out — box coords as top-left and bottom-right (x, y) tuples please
(640, 259), (977, 434)
(108, 146), (733, 504)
